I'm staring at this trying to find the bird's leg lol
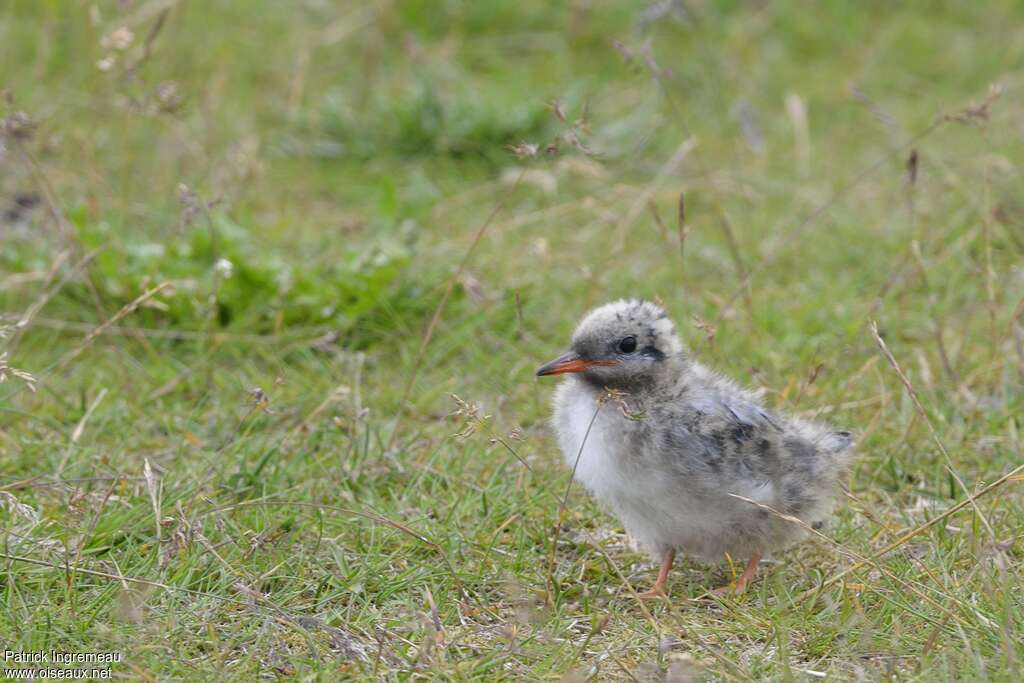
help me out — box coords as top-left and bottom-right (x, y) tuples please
(638, 549), (675, 598)
(715, 552), (762, 596)
(733, 552), (762, 593)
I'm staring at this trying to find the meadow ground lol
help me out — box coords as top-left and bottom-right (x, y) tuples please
(2, 1), (1024, 680)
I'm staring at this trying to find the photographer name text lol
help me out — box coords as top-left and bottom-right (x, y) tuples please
(4, 650), (122, 665)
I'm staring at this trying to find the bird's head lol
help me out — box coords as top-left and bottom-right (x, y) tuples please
(536, 299), (685, 390)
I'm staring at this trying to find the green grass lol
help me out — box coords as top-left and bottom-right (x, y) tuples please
(2, 1), (1023, 680)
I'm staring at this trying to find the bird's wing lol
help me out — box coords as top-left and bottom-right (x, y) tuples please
(667, 384), (854, 519)
(659, 390), (783, 483)
(696, 389), (782, 433)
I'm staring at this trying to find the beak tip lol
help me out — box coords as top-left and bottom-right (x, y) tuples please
(535, 351), (611, 377)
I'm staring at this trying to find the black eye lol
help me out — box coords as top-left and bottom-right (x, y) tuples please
(617, 336), (637, 353)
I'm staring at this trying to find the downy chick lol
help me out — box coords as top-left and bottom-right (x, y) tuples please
(537, 299), (854, 596)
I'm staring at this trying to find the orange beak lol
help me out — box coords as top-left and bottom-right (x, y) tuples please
(536, 351), (618, 376)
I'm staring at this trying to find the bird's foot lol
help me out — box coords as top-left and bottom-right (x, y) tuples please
(713, 553), (761, 597)
(636, 585), (668, 599)
(636, 550), (675, 599)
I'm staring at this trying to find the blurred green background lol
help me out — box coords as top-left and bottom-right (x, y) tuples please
(2, 1), (1023, 680)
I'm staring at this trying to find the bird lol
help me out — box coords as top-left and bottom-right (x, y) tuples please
(536, 299), (854, 597)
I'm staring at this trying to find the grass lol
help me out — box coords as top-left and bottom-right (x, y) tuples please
(1, 0), (1023, 679)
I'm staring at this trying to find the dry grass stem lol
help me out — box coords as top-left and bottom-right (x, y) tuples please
(870, 320), (995, 536)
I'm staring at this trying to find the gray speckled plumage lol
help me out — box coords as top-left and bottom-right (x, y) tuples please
(538, 299), (854, 593)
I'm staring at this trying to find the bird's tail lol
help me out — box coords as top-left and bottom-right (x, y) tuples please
(822, 430), (856, 467)
(825, 430), (854, 452)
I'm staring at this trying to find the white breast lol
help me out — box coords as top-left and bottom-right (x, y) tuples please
(552, 381), (625, 498)
(551, 381), (669, 547)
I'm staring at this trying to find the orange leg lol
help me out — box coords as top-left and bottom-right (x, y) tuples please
(638, 549), (675, 598)
(714, 552), (762, 596)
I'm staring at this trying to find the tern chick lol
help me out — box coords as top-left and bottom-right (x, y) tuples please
(537, 299), (854, 597)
